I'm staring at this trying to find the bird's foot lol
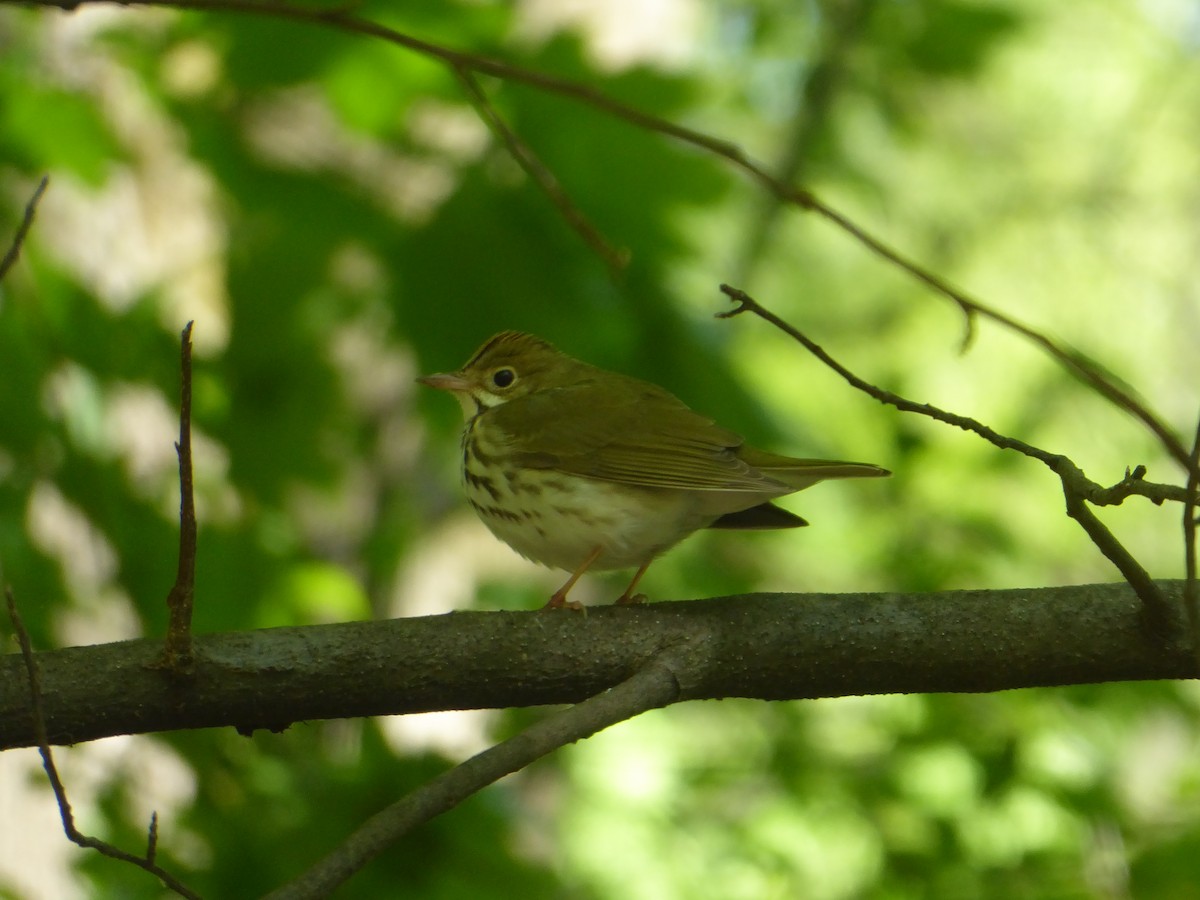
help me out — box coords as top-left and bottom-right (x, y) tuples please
(543, 592), (586, 613)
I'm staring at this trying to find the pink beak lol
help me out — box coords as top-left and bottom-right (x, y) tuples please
(417, 372), (472, 392)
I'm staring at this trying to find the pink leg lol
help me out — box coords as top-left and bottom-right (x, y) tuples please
(544, 546), (603, 611)
(615, 558), (654, 605)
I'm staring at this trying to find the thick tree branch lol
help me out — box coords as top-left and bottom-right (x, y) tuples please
(1, 582), (1195, 751)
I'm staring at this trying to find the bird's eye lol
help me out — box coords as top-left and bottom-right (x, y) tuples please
(491, 368), (516, 389)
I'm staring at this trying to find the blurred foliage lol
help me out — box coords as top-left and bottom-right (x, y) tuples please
(1, 0), (1199, 897)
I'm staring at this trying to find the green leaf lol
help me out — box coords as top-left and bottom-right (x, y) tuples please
(0, 84), (124, 184)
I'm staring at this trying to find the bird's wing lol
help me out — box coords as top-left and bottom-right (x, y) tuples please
(736, 447), (891, 489)
(488, 377), (791, 494)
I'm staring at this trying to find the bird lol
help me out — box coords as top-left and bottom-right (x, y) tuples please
(418, 331), (889, 610)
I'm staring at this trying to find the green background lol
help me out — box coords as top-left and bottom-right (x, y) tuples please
(1, 1), (1198, 897)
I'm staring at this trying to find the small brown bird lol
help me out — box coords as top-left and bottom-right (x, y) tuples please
(419, 331), (889, 609)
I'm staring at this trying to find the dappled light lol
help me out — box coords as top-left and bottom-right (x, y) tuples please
(1, 1), (1199, 897)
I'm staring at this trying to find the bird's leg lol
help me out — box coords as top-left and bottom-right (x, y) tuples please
(544, 546), (603, 611)
(614, 558), (654, 606)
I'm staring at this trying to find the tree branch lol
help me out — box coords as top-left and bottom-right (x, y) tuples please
(1184, 412), (1200, 664)
(1058, 479), (1169, 636)
(264, 645), (688, 899)
(5, 589), (200, 898)
(2, 582), (1195, 751)
(719, 285), (1181, 629)
(453, 68), (628, 278)
(157, 321), (198, 674)
(0, 174), (48, 282)
(13, 0), (1186, 468)
(733, 0), (878, 282)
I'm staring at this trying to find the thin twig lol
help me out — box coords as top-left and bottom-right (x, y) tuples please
(147, 811), (160, 865)
(17, 0), (1187, 469)
(718, 284), (1174, 632)
(263, 646), (687, 899)
(5, 588), (201, 899)
(733, 0), (878, 283)
(1184, 413), (1200, 664)
(1059, 481), (1173, 638)
(454, 67), (629, 277)
(159, 322), (198, 673)
(1081, 465), (1199, 507)
(0, 175), (49, 282)
(717, 284), (1059, 466)
(802, 203), (1187, 465)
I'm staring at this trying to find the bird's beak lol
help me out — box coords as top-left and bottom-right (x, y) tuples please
(416, 372), (472, 393)
(417, 371), (479, 420)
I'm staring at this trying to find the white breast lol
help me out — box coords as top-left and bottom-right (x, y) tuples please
(463, 459), (706, 572)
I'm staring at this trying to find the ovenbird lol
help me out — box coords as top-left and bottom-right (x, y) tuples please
(419, 331), (889, 610)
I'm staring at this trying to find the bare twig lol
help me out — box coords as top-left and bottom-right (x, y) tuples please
(1059, 480), (1172, 637)
(147, 811), (160, 865)
(734, 0), (878, 283)
(263, 646), (688, 899)
(5, 588), (200, 899)
(0, 175), (49, 282)
(717, 284), (1059, 466)
(159, 322), (198, 673)
(1184, 413), (1200, 663)
(454, 67), (629, 277)
(16, 0), (1186, 468)
(718, 284), (1175, 632)
(1081, 466), (1199, 507)
(802, 204), (1189, 465)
